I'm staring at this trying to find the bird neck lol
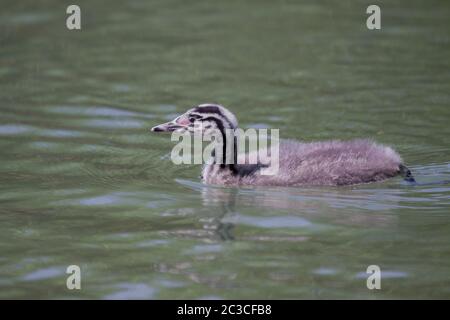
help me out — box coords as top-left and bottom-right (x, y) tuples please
(210, 129), (239, 174)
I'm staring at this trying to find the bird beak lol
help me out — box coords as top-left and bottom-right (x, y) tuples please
(151, 120), (183, 132)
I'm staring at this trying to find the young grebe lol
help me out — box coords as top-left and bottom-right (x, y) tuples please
(151, 104), (414, 186)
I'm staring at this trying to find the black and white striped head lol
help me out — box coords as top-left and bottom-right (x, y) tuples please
(151, 103), (238, 135)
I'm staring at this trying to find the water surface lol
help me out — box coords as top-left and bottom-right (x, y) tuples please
(0, 0), (449, 299)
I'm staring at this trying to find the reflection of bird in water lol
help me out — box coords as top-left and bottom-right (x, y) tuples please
(199, 185), (238, 241)
(176, 179), (400, 242)
(151, 103), (415, 186)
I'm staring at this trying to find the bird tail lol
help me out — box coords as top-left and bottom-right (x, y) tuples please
(399, 164), (416, 184)
(399, 164), (450, 186)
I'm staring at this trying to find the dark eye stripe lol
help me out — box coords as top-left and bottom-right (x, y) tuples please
(189, 114), (203, 120)
(190, 107), (234, 129)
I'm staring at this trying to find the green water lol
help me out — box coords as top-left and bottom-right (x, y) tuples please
(1, 0), (449, 299)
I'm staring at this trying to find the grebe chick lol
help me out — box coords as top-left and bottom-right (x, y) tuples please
(151, 104), (414, 186)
